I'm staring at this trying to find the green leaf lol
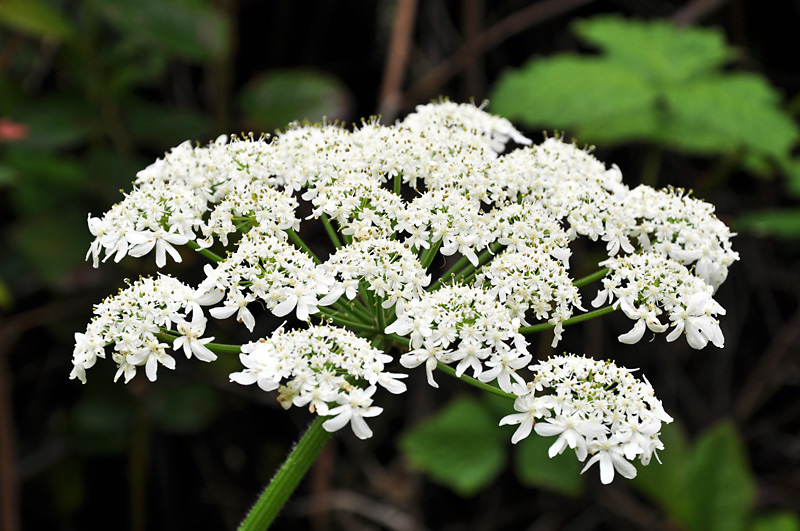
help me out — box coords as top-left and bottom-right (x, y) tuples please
(399, 396), (507, 496)
(750, 512), (800, 531)
(659, 74), (798, 158)
(0, 0), (74, 40)
(682, 421), (756, 531)
(631, 421), (692, 524)
(735, 210), (800, 238)
(99, 0), (229, 61)
(574, 16), (732, 82)
(490, 16), (799, 161)
(238, 69), (352, 132)
(491, 56), (659, 140)
(513, 429), (582, 496)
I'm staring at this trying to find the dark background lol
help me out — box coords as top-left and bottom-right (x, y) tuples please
(1, 1), (799, 530)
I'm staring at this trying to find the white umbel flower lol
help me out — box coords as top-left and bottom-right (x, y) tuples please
(500, 354), (673, 484)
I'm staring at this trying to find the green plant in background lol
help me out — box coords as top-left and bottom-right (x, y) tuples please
(5, 3), (797, 528)
(404, 399), (800, 531)
(491, 16), (798, 182)
(1, 3), (352, 527)
(0, 0), (351, 297)
(71, 100), (744, 528)
(491, 15), (800, 238)
(482, 16), (800, 531)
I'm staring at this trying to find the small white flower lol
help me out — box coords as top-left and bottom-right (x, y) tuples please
(581, 434), (638, 484)
(534, 414), (607, 461)
(322, 386), (383, 440)
(173, 310), (217, 362)
(128, 229), (190, 267)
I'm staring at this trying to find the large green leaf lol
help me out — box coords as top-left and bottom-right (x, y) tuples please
(682, 421), (756, 531)
(0, 0), (74, 40)
(399, 396), (507, 496)
(490, 16), (799, 161)
(491, 56), (658, 137)
(238, 69), (352, 132)
(514, 428), (583, 497)
(659, 74), (798, 158)
(574, 16), (732, 83)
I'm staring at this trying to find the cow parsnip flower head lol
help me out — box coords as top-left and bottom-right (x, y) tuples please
(72, 101), (738, 483)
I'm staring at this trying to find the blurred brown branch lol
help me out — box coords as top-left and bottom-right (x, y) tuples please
(400, 0), (596, 110)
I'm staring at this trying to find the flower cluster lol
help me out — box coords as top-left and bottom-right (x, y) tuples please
(387, 284), (531, 391)
(230, 325), (406, 439)
(593, 253), (726, 349)
(501, 354), (673, 484)
(321, 239), (431, 308)
(199, 230), (333, 326)
(73, 101), (737, 479)
(71, 275), (215, 384)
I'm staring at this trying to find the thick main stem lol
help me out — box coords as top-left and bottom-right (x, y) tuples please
(238, 417), (333, 531)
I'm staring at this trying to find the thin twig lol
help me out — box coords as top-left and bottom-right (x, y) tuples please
(672, 0), (730, 26)
(461, 0), (484, 100)
(291, 490), (430, 531)
(401, 0), (596, 108)
(378, 0), (419, 122)
(733, 309), (800, 422)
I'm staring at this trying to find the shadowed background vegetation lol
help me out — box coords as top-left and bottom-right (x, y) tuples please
(1, 1), (799, 530)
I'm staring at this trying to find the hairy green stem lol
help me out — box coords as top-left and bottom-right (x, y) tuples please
(320, 213), (343, 249)
(519, 305), (617, 335)
(573, 267), (609, 288)
(419, 239), (443, 269)
(238, 417), (333, 531)
(436, 362), (516, 400)
(375, 295), (387, 333)
(335, 298), (375, 323)
(317, 309), (378, 333)
(387, 333), (410, 350)
(187, 241), (225, 263)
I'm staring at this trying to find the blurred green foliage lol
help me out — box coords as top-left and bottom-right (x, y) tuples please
(1, 2), (352, 528)
(0, 0), (351, 296)
(238, 69), (352, 132)
(492, 16), (798, 166)
(401, 398), (799, 531)
(491, 15), (800, 237)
